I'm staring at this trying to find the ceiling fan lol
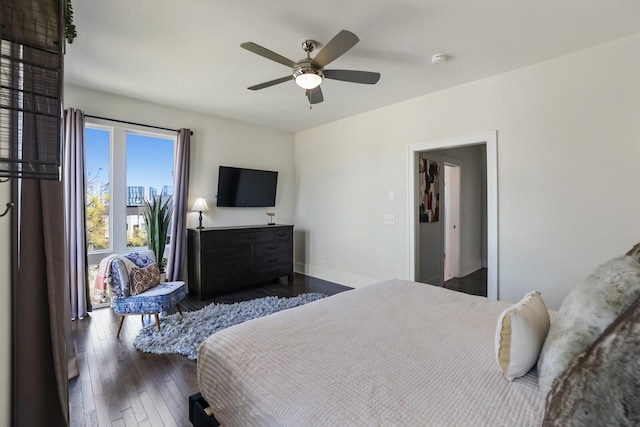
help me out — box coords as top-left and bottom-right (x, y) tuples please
(241, 30), (381, 106)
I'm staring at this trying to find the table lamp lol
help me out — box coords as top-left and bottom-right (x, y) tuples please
(191, 197), (209, 229)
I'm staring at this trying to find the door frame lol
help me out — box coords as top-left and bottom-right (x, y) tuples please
(407, 131), (498, 300)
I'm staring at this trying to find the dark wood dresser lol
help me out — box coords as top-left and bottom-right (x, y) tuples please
(187, 225), (293, 299)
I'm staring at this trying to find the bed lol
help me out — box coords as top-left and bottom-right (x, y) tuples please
(196, 279), (550, 426)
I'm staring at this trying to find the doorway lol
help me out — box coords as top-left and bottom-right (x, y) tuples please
(407, 131), (498, 300)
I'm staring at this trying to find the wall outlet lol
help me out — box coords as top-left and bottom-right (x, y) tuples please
(323, 255), (329, 265)
(383, 214), (395, 225)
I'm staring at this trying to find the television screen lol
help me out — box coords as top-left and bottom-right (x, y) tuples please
(216, 166), (278, 207)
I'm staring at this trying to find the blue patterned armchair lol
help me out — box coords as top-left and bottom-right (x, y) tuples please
(109, 250), (186, 338)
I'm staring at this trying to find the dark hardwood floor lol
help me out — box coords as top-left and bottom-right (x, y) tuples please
(69, 273), (351, 427)
(443, 268), (487, 297)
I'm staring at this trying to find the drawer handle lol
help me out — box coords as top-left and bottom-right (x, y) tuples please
(248, 236), (257, 240)
(278, 233), (286, 237)
(268, 258), (278, 263)
(224, 251), (234, 256)
(268, 246), (278, 250)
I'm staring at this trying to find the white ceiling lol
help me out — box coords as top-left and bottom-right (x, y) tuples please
(64, 0), (640, 133)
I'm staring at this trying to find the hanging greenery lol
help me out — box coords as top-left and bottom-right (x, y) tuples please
(65, 0), (77, 44)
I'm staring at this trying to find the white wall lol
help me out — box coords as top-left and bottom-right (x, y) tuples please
(64, 85), (296, 229)
(0, 182), (10, 426)
(294, 33), (640, 309)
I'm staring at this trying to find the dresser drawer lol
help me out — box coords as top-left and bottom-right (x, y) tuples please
(228, 230), (274, 244)
(254, 241), (292, 256)
(272, 227), (292, 242)
(204, 259), (252, 278)
(205, 245), (251, 261)
(254, 252), (292, 270)
(200, 232), (229, 247)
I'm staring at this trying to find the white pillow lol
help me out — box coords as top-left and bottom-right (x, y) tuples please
(495, 291), (550, 381)
(537, 249), (640, 396)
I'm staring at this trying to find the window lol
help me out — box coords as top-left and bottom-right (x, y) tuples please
(126, 133), (175, 248)
(85, 127), (111, 251)
(85, 121), (176, 306)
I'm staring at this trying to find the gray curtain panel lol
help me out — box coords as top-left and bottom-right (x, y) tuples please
(15, 179), (73, 426)
(167, 128), (191, 281)
(64, 108), (91, 319)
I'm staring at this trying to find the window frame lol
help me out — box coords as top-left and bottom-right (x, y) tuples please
(85, 118), (177, 267)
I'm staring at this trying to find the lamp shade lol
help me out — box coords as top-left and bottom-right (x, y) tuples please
(191, 197), (209, 212)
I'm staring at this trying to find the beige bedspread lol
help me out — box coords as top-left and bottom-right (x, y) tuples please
(197, 279), (546, 426)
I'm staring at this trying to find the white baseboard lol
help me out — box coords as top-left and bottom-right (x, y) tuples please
(461, 259), (483, 277)
(294, 263), (377, 289)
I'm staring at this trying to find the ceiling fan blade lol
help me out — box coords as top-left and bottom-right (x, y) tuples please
(312, 30), (359, 67)
(324, 69), (381, 84)
(307, 86), (324, 104)
(241, 42), (298, 68)
(247, 76), (293, 91)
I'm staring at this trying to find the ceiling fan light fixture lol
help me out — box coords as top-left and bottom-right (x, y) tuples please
(294, 67), (323, 89)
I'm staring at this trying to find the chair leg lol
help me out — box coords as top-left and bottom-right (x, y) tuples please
(176, 303), (183, 317)
(116, 315), (126, 338)
(154, 313), (161, 332)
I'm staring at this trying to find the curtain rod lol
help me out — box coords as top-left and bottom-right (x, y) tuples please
(84, 114), (193, 136)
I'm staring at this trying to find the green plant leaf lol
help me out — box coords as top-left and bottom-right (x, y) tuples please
(65, 0), (78, 45)
(142, 192), (173, 272)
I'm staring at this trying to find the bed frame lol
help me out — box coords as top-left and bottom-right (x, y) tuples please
(188, 393), (220, 427)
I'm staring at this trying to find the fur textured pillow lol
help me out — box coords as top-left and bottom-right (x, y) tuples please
(537, 244), (640, 396)
(495, 291), (550, 381)
(130, 262), (161, 295)
(542, 296), (640, 426)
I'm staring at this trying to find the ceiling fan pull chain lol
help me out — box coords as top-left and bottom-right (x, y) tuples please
(305, 90), (312, 109)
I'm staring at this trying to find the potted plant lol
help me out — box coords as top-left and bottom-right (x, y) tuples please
(142, 194), (173, 275)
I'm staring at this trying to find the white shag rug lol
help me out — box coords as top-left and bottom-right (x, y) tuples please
(133, 293), (326, 359)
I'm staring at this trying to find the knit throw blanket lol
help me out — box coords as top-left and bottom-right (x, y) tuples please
(94, 255), (135, 301)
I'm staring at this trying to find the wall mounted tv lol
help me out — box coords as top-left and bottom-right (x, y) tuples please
(216, 166), (278, 207)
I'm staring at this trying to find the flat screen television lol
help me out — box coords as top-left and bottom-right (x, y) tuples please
(216, 166), (278, 207)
